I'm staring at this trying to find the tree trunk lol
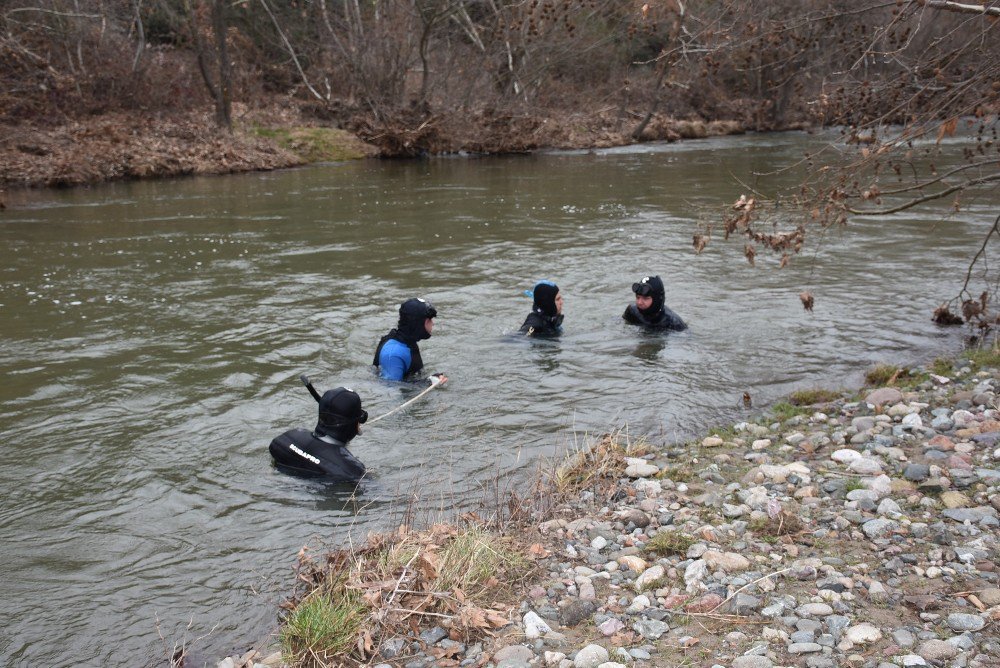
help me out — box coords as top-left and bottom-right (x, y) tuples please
(184, 0), (231, 132)
(211, 0), (231, 130)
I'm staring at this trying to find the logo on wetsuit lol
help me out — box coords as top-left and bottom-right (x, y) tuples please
(290, 444), (321, 465)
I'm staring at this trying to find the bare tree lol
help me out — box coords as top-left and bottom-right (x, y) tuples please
(183, 0), (231, 130)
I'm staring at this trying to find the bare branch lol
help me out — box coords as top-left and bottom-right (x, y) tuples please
(847, 174), (1000, 216)
(959, 213), (1000, 299)
(917, 0), (1000, 17)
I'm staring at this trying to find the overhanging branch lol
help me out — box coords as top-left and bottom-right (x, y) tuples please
(847, 173), (1000, 215)
(917, 0), (1000, 17)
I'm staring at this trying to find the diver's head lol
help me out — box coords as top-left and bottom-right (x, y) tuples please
(397, 297), (437, 341)
(532, 281), (561, 317)
(315, 387), (368, 443)
(632, 275), (665, 315)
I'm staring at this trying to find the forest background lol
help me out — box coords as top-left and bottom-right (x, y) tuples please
(2, 0), (999, 321)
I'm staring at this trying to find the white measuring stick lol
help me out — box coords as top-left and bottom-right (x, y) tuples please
(367, 377), (445, 424)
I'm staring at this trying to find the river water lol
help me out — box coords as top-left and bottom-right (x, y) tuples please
(0, 132), (995, 666)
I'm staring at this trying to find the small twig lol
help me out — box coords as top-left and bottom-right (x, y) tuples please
(384, 550), (421, 608)
(390, 608), (456, 619)
(958, 212), (1000, 301)
(693, 567), (795, 616)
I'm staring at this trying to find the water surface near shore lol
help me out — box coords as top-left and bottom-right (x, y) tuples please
(0, 132), (991, 665)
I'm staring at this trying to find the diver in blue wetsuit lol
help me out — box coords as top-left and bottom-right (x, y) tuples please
(623, 275), (686, 331)
(373, 298), (441, 381)
(269, 386), (368, 481)
(519, 280), (564, 337)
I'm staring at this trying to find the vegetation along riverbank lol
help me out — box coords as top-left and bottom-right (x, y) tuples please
(3, 1), (997, 192)
(210, 347), (1000, 668)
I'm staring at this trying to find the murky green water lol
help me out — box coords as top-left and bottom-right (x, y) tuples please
(0, 132), (994, 666)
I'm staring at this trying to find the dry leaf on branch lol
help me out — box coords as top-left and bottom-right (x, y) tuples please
(799, 291), (814, 312)
(936, 117), (958, 143)
(932, 303), (963, 325)
(744, 244), (756, 267)
(693, 234), (707, 254)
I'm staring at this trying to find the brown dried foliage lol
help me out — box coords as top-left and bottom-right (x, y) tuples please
(284, 519), (535, 665)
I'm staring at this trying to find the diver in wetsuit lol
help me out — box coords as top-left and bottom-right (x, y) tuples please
(623, 275), (687, 331)
(269, 386), (368, 481)
(373, 298), (439, 381)
(519, 280), (564, 337)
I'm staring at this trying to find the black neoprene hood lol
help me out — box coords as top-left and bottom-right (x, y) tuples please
(315, 387), (367, 442)
(397, 297), (436, 341)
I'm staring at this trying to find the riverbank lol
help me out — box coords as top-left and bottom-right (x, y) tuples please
(0, 104), (748, 192)
(223, 350), (1000, 668)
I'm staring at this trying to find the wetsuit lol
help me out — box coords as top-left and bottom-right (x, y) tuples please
(269, 386), (368, 481)
(373, 335), (423, 380)
(519, 311), (564, 337)
(624, 275), (687, 332)
(269, 429), (365, 481)
(623, 303), (687, 331)
(374, 298), (435, 381)
(520, 281), (563, 337)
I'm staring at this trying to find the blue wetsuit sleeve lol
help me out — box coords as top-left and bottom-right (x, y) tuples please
(378, 341), (411, 381)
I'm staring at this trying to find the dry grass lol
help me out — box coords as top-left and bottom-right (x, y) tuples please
(551, 430), (651, 495)
(646, 530), (696, 556)
(281, 521), (532, 666)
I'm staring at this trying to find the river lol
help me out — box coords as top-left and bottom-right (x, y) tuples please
(0, 132), (993, 666)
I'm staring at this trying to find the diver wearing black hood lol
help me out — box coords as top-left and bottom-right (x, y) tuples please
(373, 298), (437, 381)
(520, 281), (564, 337)
(623, 275), (687, 331)
(269, 387), (368, 480)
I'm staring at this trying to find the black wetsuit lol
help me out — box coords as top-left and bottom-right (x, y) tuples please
(622, 303), (687, 331)
(624, 275), (687, 332)
(519, 311), (564, 337)
(269, 429), (366, 481)
(520, 281), (563, 337)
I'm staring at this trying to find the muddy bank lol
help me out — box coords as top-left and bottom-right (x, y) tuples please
(0, 105), (749, 193)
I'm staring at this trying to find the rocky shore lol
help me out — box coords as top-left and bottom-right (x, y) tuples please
(220, 356), (1000, 668)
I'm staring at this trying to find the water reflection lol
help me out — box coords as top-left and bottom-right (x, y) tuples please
(630, 334), (669, 362)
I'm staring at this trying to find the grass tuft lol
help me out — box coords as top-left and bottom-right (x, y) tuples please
(553, 432), (649, 495)
(280, 586), (366, 666)
(865, 363), (901, 386)
(788, 388), (840, 406)
(646, 530), (696, 556)
(749, 512), (804, 538)
(930, 357), (953, 376)
(845, 477), (865, 493)
(769, 401), (811, 422)
(964, 344), (1000, 370)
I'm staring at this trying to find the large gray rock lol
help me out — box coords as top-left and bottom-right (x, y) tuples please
(788, 642), (823, 654)
(733, 657), (774, 668)
(917, 639), (959, 661)
(943, 507), (997, 523)
(559, 599), (596, 627)
(796, 603), (834, 617)
(845, 623), (883, 644)
(946, 613), (985, 632)
(903, 463), (930, 481)
(866, 388), (903, 406)
(573, 644), (610, 668)
(633, 619), (668, 639)
(702, 550), (751, 572)
(494, 645), (535, 664)
(862, 518), (898, 539)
